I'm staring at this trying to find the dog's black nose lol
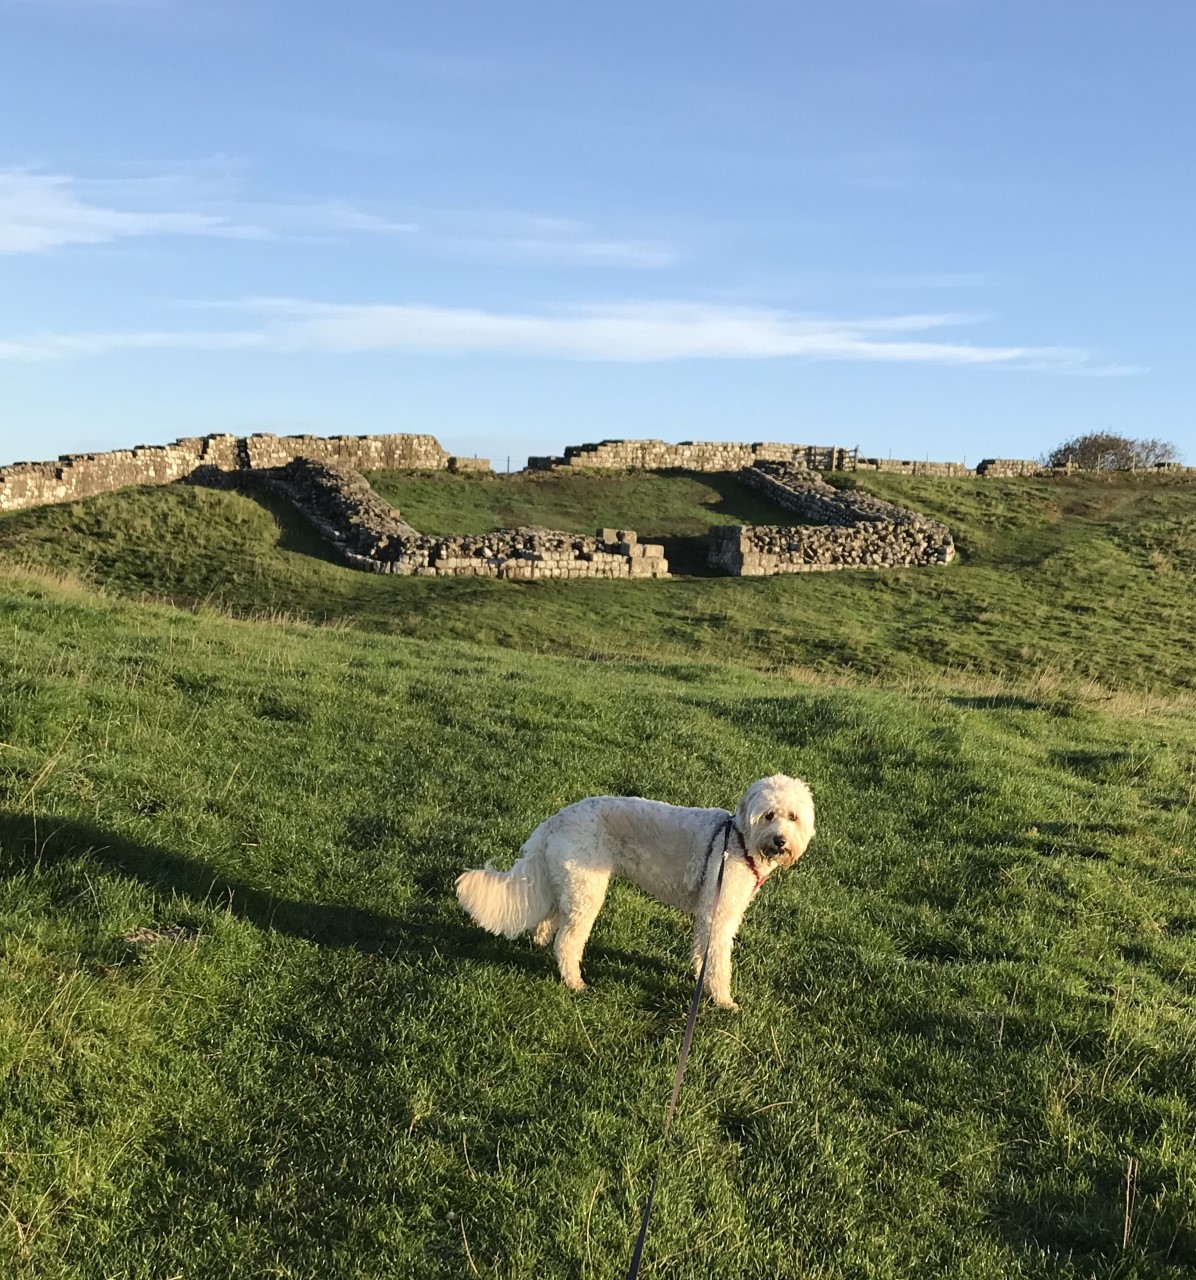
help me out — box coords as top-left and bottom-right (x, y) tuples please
(772, 834), (787, 851)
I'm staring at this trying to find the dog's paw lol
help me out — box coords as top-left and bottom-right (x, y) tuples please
(710, 994), (740, 1012)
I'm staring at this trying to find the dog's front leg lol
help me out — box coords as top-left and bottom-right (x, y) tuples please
(702, 868), (755, 1010)
(691, 914), (710, 979)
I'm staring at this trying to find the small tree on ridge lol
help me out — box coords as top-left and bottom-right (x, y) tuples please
(1044, 432), (1181, 470)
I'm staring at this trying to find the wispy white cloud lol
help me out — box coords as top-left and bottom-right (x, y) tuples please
(448, 236), (676, 268)
(0, 298), (1139, 373)
(0, 169), (421, 254)
(0, 170), (261, 253)
(233, 200), (417, 237)
(0, 169), (672, 263)
(431, 211), (678, 268)
(0, 329), (261, 360)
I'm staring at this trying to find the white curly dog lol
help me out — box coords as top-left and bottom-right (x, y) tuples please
(455, 774), (815, 1009)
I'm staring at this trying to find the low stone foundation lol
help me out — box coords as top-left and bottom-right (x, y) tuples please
(189, 459), (419, 557)
(366, 528), (669, 580)
(191, 458), (669, 580)
(709, 463), (955, 575)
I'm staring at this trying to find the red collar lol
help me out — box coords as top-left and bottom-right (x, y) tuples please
(730, 822), (766, 892)
(742, 849), (765, 892)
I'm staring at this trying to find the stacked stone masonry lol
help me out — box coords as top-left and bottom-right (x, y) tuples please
(975, 458), (1049, 478)
(859, 457), (972, 476)
(528, 439), (858, 473)
(709, 463), (956, 575)
(530, 438), (1070, 479)
(536, 441), (1186, 480)
(0, 434), (240, 514)
(0, 432), (489, 515)
(241, 432), (454, 472)
(192, 458), (669, 580)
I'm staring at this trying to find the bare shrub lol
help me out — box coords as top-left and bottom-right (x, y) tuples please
(1044, 432), (1182, 471)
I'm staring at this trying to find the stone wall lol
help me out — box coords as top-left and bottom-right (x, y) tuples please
(976, 458), (1047, 478)
(367, 527), (669, 580)
(446, 454), (491, 473)
(709, 523), (953, 575)
(528, 439), (857, 472)
(0, 431), (489, 515)
(709, 463), (955, 575)
(192, 458), (669, 580)
(190, 458), (419, 558)
(858, 456), (971, 477)
(0, 435), (239, 514)
(242, 432), (455, 472)
(529, 437), (1043, 479)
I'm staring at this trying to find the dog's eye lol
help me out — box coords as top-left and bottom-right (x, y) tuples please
(789, 813), (796, 822)
(764, 810), (775, 822)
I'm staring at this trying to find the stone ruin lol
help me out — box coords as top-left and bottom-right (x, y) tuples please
(711, 463), (954, 574)
(0, 429), (980, 581)
(0, 435), (241, 514)
(528, 439), (860, 473)
(528, 437), (1035, 478)
(191, 458), (669, 579)
(0, 431), (477, 516)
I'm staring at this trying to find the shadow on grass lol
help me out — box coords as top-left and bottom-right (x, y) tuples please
(992, 1159), (1196, 1274)
(653, 469), (807, 527)
(0, 809), (671, 990)
(244, 489), (347, 567)
(947, 694), (1051, 713)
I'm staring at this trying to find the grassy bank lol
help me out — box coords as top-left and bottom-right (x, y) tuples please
(1, 568), (1194, 1277)
(0, 471), (1193, 692)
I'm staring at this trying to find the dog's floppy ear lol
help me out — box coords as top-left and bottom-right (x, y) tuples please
(734, 778), (762, 835)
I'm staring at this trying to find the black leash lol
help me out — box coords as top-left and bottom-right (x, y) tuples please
(625, 815), (733, 1280)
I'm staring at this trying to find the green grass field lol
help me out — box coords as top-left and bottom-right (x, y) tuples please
(1, 469), (1194, 1277)
(1, 469), (1194, 690)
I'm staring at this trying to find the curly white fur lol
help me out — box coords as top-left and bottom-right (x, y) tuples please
(455, 774), (815, 1009)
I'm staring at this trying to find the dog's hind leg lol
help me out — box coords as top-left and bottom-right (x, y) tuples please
(532, 912), (559, 947)
(553, 873), (609, 992)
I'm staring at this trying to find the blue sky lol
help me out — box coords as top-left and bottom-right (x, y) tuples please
(2, 0), (1193, 468)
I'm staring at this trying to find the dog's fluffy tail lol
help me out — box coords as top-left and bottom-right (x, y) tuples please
(455, 852), (553, 940)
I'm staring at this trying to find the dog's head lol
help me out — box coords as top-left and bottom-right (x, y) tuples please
(735, 774), (815, 870)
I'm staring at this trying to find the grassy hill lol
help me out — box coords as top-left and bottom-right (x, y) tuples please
(0, 469), (1193, 692)
(1, 468), (1194, 1277)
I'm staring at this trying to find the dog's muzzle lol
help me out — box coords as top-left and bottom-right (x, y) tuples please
(770, 835), (802, 869)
